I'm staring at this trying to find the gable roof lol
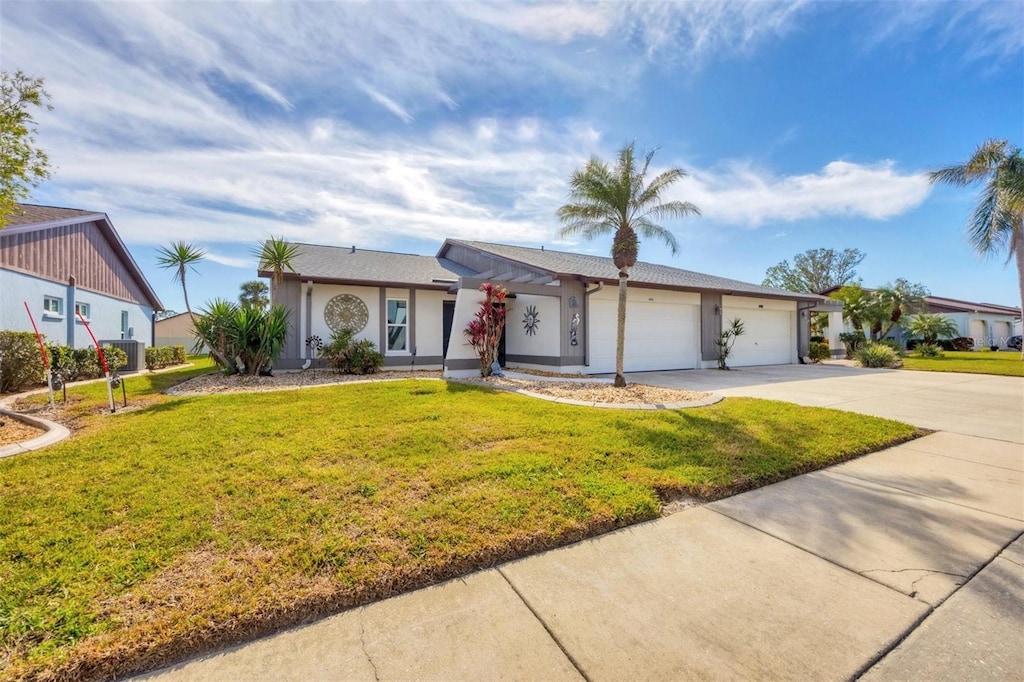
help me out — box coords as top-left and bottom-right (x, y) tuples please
(818, 286), (1020, 317)
(1, 203), (163, 309)
(269, 242), (477, 289)
(441, 240), (826, 302)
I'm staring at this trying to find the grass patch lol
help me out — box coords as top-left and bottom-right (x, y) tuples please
(0, 366), (919, 680)
(902, 350), (1023, 377)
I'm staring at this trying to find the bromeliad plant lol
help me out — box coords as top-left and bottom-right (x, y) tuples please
(464, 283), (508, 377)
(192, 299), (290, 375)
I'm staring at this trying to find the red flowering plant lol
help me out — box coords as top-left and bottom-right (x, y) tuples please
(463, 282), (508, 376)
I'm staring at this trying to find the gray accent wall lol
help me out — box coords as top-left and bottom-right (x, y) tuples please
(560, 279), (586, 362)
(700, 292), (722, 361)
(277, 279), (303, 361)
(443, 243), (549, 281)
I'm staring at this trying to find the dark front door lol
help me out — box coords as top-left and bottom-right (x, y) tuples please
(442, 300), (456, 361)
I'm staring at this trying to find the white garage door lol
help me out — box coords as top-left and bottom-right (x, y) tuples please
(723, 308), (793, 367)
(992, 321), (1012, 348)
(589, 299), (698, 373)
(969, 319), (986, 347)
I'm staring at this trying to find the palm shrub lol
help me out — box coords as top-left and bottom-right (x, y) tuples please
(321, 329), (384, 374)
(854, 343), (903, 369)
(839, 330), (866, 359)
(916, 343), (943, 358)
(904, 313), (958, 346)
(716, 318), (745, 370)
(193, 300), (290, 375)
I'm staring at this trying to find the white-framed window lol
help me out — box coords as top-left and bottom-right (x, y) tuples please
(386, 298), (408, 352)
(75, 302), (91, 320)
(43, 296), (63, 316)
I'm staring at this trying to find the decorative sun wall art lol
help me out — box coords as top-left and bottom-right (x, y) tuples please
(324, 294), (369, 334)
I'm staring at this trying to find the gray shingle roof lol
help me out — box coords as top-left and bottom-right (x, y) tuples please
(5, 204), (101, 226)
(282, 242), (477, 287)
(446, 240), (826, 301)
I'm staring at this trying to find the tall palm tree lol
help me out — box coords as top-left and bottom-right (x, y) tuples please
(930, 139), (1024, 359)
(252, 237), (300, 303)
(874, 278), (928, 341)
(156, 241), (206, 322)
(558, 142), (700, 387)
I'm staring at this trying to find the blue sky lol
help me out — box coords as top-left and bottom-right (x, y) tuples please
(2, 0), (1021, 313)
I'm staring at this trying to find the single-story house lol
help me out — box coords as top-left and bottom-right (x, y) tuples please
(263, 239), (838, 375)
(819, 288), (1022, 350)
(0, 204), (163, 348)
(154, 311), (201, 352)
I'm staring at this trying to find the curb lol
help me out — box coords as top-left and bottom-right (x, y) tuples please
(0, 409), (71, 459)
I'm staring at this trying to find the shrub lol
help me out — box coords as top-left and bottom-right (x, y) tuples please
(916, 343), (943, 358)
(808, 341), (831, 362)
(839, 331), (866, 359)
(192, 300), (291, 375)
(145, 345), (186, 370)
(0, 331), (46, 393)
(876, 338), (905, 354)
(716, 318), (746, 370)
(464, 283), (508, 377)
(322, 329), (384, 375)
(950, 337), (974, 351)
(810, 335), (826, 344)
(46, 344), (126, 381)
(854, 343), (903, 369)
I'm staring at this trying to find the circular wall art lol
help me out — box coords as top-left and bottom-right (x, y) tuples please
(324, 294), (369, 334)
(523, 304), (540, 336)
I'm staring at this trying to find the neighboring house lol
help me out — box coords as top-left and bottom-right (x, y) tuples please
(154, 312), (201, 352)
(819, 287), (1022, 350)
(264, 240), (839, 375)
(0, 204), (163, 348)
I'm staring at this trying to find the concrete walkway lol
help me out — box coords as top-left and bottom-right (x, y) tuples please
(141, 367), (1023, 681)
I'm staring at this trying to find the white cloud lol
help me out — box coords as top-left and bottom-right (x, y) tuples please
(204, 251), (254, 269)
(672, 160), (932, 226)
(358, 83), (415, 124)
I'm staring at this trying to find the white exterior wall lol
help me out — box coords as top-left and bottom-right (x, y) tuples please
(505, 293), (560, 359)
(414, 289), (456, 359)
(309, 284), (381, 347)
(0, 268), (153, 347)
(443, 288), (486, 377)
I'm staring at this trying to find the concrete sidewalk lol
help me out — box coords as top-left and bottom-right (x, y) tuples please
(142, 430), (1024, 681)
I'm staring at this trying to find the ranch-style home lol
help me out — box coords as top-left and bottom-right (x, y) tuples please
(0, 204), (163, 350)
(819, 287), (1022, 350)
(266, 239), (839, 375)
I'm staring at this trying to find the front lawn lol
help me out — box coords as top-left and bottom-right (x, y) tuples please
(902, 350), (1024, 377)
(0, 366), (918, 680)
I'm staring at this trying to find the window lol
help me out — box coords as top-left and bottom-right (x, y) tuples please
(43, 296), (63, 316)
(121, 311), (130, 339)
(386, 298), (408, 352)
(75, 302), (91, 320)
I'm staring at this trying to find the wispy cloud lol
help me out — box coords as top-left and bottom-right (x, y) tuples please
(358, 83), (414, 124)
(204, 251), (253, 269)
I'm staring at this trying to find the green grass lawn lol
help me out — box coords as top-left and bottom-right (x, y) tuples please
(0, 364), (919, 680)
(902, 350), (1024, 377)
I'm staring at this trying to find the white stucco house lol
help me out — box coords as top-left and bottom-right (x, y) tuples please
(263, 240), (839, 375)
(820, 288), (1021, 350)
(0, 204), (163, 350)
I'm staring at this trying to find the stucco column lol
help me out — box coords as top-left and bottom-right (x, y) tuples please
(828, 311), (843, 356)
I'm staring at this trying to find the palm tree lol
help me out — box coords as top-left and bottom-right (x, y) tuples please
(558, 142), (700, 387)
(239, 280), (269, 310)
(252, 237), (300, 303)
(930, 139), (1024, 359)
(874, 278), (928, 341)
(905, 313), (959, 345)
(156, 241), (206, 322)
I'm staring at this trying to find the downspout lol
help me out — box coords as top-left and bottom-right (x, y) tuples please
(583, 281), (604, 368)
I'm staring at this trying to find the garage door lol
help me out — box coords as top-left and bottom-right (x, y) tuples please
(969, 319), (986, 347)
(722, 308), (793, 367)
(992, 321), (1012, 348)
(589, 299), (698, 373)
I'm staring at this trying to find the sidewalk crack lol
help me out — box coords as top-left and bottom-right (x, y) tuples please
(359, 615), (381, 681)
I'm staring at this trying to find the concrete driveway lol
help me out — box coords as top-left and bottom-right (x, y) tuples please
(629, 363), (1024, 443)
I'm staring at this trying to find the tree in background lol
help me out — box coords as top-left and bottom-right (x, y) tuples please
(762, 248), (865, 294)
(154, 310), (179, 320)
(239, 280), (269, 310)
(929, 139), (1024, 359)
(253, 237), (299, 303)
(0, 71), (53, 228)
(156, 242), (206, 323)
(557, 142), (700, 387)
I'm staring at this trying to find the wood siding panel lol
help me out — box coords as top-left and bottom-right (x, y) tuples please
(0, 221), (149, 304)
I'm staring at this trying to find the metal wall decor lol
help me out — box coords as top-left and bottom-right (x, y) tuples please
(570, 312), (580, 346)
(523, 305), (540, 336)
(324, 294), (369, 333)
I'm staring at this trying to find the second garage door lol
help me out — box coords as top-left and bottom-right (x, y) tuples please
(589, 297), (699, 373)
(722, 301), (795, 367)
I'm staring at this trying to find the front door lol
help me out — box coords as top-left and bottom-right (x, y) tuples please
(442, 300), (455, 361)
